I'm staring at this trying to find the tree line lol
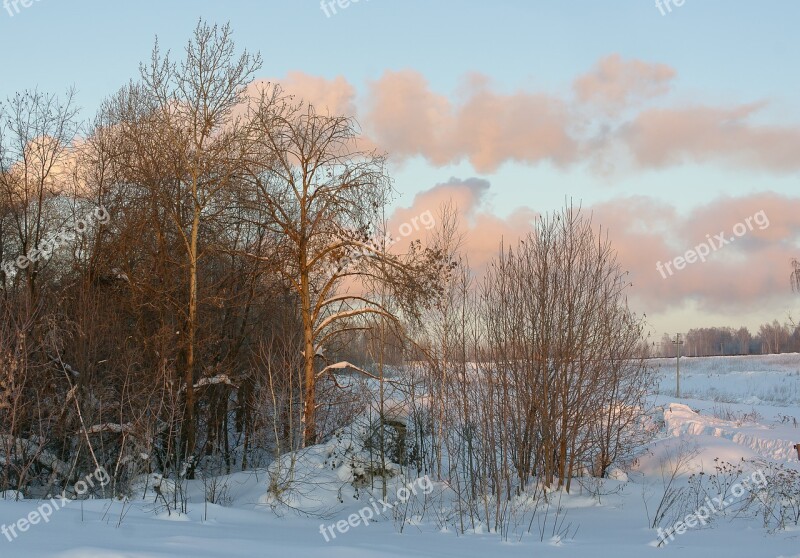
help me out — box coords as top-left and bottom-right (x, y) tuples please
(655, 321), (800, 358)
(0, 21), (652, 509)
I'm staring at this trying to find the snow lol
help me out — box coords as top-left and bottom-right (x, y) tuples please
(192, 375), (237, 389)
(2, 354), (800, 556)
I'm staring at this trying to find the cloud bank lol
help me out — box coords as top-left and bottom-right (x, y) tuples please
(267, 55), (800, 175)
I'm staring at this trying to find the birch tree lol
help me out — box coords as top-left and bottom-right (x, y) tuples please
(102, 21), (261, 461)
(246, 90), (448, 446)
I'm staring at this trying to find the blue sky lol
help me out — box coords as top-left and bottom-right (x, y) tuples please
(2, 1), (797, 112)
(2, 0), (797, 212)
(2, 0), (799, 337)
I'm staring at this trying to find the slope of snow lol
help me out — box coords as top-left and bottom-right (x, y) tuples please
(663, 402), (799, 461)
(1, 354), (800, 556)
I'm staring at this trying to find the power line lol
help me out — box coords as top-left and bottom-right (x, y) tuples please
(672, 334), (684, 398)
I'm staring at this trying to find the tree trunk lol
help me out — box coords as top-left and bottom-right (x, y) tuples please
(302, 320), (316, 447)
(183, 199), (201, 468)
(300, 247), (316, 447)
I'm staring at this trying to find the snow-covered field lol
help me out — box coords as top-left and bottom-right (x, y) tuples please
(2, 354), (800, 557)
(652, 353), (800, 406)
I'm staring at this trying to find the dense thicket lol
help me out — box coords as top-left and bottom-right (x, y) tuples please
(0, 22), (446, 496)
(404, 207), (653, 535)
(0, 22), (652, 509)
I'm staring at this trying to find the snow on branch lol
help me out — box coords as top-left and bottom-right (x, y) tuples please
(83, 423), (134, 435)
(48, 354), (79, 378)
(0, 435), (71, 478)
(177, 374), (238, 392)
(193, 374), (238, 390)
(313, 305), (398, 338)
(315, 360), (378, 380)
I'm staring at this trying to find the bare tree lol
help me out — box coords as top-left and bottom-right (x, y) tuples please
(479, 205), (651, 490)
(0, 89), (79, 300)
(101, 21), (261, 461)
(244, 89), (448, 446)
(414, 204), (653, 536)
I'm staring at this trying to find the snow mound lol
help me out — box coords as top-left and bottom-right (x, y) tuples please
(259, 413), (409, 516)
(664, 403), (799, 461)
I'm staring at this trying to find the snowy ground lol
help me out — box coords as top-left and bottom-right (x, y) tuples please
(2, 354), (800, 557)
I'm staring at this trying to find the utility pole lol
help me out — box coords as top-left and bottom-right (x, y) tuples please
(672, 334), (683, 398)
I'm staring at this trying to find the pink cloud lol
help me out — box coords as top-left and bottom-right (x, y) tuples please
(591, 194), (800, 314)
(573, 54), (675, 112)
(364, 70), (455, 165)
(260, 61), (800, 175)
(620, 104), (800, 171)
(365, 70), (578, 172)
(261, 73), (358, 118)
(390, 184), (800, 317)
(387, 177), (537, 273)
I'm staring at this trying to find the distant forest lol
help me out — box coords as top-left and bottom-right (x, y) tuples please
(655, 321), (800, 357)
